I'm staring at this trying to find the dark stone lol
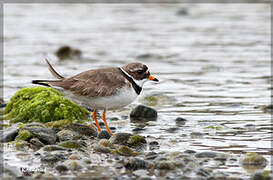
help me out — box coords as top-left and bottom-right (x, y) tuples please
(175, 117), (187, 126)
(0, 126), (19, 142)
(130, 105), (157, 121)
(251, 171), (271, 180)
(30, 138), (45, 148)
(123, 157), (149, 170)
(42, 145), (68, 151)
(132, 127), (146, 132)
(97, 130), (111, 139)
(0, 103), (6, 108)
(55, 46), (82, 60)
(23, 127), (57, 145)
(195, 151), (217, 158)
(149, 141), (159, 146)
(55, 164), (68, 173)
(109, 133), (147, 148)
(184, 150), (196, 154)
(67, 123), (97, 137)
(176, 8), (188, 16)
(136, 53), (153, 59)
(145, 152), (158, 160)
(41, 153), (66, 163)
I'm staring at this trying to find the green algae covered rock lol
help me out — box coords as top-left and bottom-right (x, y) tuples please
(3, 87), (89, 124)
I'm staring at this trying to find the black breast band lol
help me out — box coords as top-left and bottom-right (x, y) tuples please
(119, 68), (142, 95)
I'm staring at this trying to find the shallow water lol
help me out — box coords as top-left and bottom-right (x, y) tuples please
(3, 4), (271, 178)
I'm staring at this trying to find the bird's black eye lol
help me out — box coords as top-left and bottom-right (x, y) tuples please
(137, 70), (143, 74)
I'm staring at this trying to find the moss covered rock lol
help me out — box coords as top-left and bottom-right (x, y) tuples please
(15, 130), (32, 141)
(242, 152), (267, 166)
(3, 87), (89, 124)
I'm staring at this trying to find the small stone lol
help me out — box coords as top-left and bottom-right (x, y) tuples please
(0, 126), (19, 142)
(57, 129), (82, 141)
(176, 8), (188, 16)
(67, 123), (97, 137)
(123, 157), (150, 170)
(130, 105), (157, 121)
(55, 164), (68, 173)
(184, 150), (196, 154)
(63, 160), (83, 170)
(42, 145), (68, 151)
(116, 146), (135, 156)
(23, 127), (57, 145)
(58, 140), (84, 149)
(242, 152), (267, 166)
(55, 45), (82, 60)
(155, 160), (176, 170)
(41, 153), (66, 163)
(195, 151), (217, 158)
(175, 117), (187, 126)
(251, 170), (271, 180)
(30, 138), (45, 148)
(97, 130), (111, 139)
(70, 154), (80, 160)
(145, 152), (158, 160)
(94, 145), (111, 153)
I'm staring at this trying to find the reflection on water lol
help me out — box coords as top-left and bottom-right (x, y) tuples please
(3, 4), (271, 177)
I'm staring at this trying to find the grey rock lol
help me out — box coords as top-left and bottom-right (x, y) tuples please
(41, 153), (66, 163)
(195, 151), (217, 158)
(130, 105), (157, 121)
(67, 123), (97, 137)
(63, 160), (84, 170)
(175, 117), (187, 126)
(97, 130), (111, 139)
(30, 138), (45, 148)
(0, 126), (19, 142)
(123, 157), (150, 170)
(23, 127), (57, 145)
(55, 164), (68, 173)
(57, 129), (81, 141)
(42, 145), (68, 151)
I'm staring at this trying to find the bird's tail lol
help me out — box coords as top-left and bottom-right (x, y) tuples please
(45, 58), (64, 80)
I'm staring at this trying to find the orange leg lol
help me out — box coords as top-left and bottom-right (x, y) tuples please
(102, 109), (113, 136)
(92, 109), (101, 133)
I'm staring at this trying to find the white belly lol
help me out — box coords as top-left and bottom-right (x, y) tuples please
(60, 86), (138, 110)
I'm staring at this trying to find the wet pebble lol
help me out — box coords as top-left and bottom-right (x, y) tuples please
(123, 157), (150, 170)
(242, 152), (267, 166)
(175, 117), (187, 126)
(42, 145), (68, 151)
(67, 123), (97, 137)
(55, 164), (69, 173)
(195, 151), (217, 158)
(0, 126), (19, 142)
(176, 8), (188, 16)
(63, 160), (84, 170)
(97, 130), (111, 139)
(109, 133), (147, 148)
(58, 140), (84, 149)
(145, 151), (158, 160)
(55, 45), (82, 60)
(30, 138), (45, 148)
(41, 153), (66, 163)
(130, 105), (157, 121)
(57, 129), (81, 141)
(184, 150), (196, 154)
(23, 127), (57, 145)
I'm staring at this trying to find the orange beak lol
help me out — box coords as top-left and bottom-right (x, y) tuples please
(149, 75), (159, 82)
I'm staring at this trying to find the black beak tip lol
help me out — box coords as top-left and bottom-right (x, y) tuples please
(153, 78), (159, 82)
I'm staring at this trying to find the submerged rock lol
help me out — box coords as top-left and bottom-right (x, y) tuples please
(58, 140), (84, 149)
(109, 133), (147, 148)
(0, 126), (19, 142)
(97, 130), (111, 139)
(124, 157), (150, 170)
(67, 123), (97, 137)
(23, 127), (57, 145)
(195, 151), (217, 158)
(242, 152), (267, 166)
(3, 87), (89, 124)
(130, 105), (157, 121)
(55, 45), (82, 60)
